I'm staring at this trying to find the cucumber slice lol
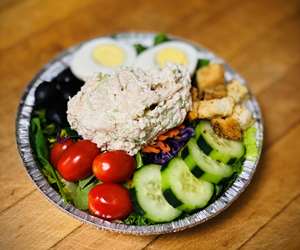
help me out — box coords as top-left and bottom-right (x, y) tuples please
(195, 121), (245, 163)
(181, 147), (204, 178)
(133, 164), (181, 222)
(187, 138), (233, 183)
(161, 158), (214, 212)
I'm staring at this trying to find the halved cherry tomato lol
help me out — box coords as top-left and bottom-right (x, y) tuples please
(57, 140), (99, 181)
(50, 139), (74, 167)
(88, 183), (133, 220)
(92, 150), (136, 182)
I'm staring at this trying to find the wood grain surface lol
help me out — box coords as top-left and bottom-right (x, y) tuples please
(0, 0), (300, 249)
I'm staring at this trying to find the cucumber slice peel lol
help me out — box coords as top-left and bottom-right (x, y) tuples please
(195, 121), (245, 163)
(187, 138), (233, 183)
(133, 164), (181, 222)
(161, 158), (214, 212)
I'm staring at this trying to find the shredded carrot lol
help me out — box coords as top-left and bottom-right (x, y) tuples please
(167, 129), (180, 137)
(142, 145), (160, 154)
(178, 124), (185, 129)
(142, 124), (185, 154)
(158, 134), (169, 141)
(157, 141), (171, 152)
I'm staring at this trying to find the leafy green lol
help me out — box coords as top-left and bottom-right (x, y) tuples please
(231, 157), (245, 174)
(31, 118), (49, 163)
(31, 117), (69, 201)
(78, 175), (96, 189)
(196, 58), (210, 70)
(32, 109), (47, 126)
(123, 213), (154, 226)
(72, 176), (99, 210)
(134, 44), (147, 54)
(61, 127), (80, 138)
(220, 172), (239, 194)
(43, 123), (56, 136)
(135, 152), (143, 169)
(211, 156), (245, 202)
(154, 33), (170, 45)
(59, 174), (78, 201)
(243, 126), (258, 160)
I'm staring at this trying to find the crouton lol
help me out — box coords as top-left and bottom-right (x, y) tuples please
(196, 63), (225, 91)
(197, 97), (234, 119)
(203, 84), (227, 100)
(227, 80), (248, 103)
(188, 111), (198, 121)
(232, 105), (254, 130)
(188, 100), (200, 121)
(211, 117), (242, 140)
(191, 87), (199, 101)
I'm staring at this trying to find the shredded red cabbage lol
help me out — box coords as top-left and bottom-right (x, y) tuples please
(142, 126), (195, 165)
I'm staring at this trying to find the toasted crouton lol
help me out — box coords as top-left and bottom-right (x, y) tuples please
(203, 84), (227, 100)
(227, 80), (248, 103)
(197, 97), (234, 119)
(188, 100), (200, 120)
(211, 117), (242, 140)
(191, 87), (199, 101)
(196, 63), (225, 91)
(188, 111), (198, 121)
(232, 105), (254, 130)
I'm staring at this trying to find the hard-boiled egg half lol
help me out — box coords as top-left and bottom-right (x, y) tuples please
(70, 38), (137, 80)
(134, 41), (198, 74)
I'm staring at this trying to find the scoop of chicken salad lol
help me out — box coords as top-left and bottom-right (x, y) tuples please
(67, 64), (192, 155)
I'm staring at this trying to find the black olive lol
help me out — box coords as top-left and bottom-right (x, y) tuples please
(46, 105), (68, 127)
(34, 81), (61, 108)
(54, 82), (77, 102)
(54, 68), (84, 90)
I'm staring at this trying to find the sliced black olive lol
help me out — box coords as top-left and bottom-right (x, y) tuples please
(34, 81), (61, 108)
(46, 105), (68, 127)
(55, 83), (78, 103)
(54, 68), (84, 90)
(54, 68), (84, 101)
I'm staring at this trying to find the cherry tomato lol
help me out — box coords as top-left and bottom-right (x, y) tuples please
(92, 150), (136, 182)
(57, 140), (99, 181)
(50, 139), (74, 167)
(88, 183), (133, 220)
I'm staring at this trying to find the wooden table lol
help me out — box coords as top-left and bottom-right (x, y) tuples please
(1, 0), (300, 249)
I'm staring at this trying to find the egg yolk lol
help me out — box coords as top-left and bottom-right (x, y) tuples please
(92, 44), (125, 67)
(155, 48), (188, 68)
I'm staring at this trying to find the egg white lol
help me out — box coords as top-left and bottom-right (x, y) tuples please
(134, 41), (198, 75)
(70, 38), (137, 81)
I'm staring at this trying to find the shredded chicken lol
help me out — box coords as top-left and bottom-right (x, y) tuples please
(67, 65), (191, 155)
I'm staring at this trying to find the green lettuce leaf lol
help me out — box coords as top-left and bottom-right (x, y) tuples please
(123, 213), (154, 226)
(196, 58), (210, 70)
(72, 176), (99, 210)
(31, 117), (69, 201)
(135, 151), (143, 169)
(134, 44), (147, 54)
(154, 33), (170, 45)
(243, 126), (258, 160)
